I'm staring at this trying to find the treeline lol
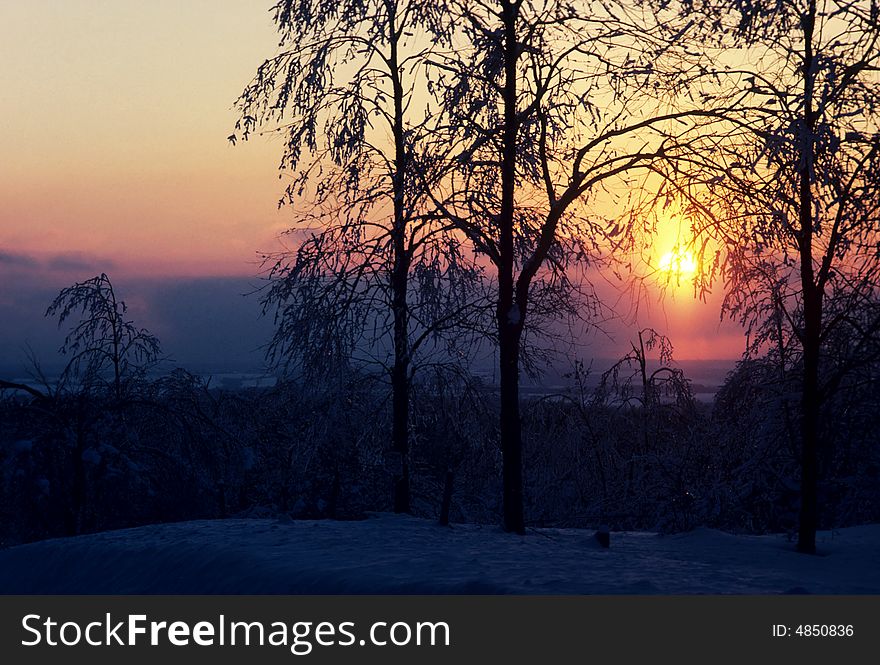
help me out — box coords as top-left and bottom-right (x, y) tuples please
(2, 316), (878, 547)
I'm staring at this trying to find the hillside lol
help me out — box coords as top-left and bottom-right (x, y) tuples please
(1, 514), (877, 594)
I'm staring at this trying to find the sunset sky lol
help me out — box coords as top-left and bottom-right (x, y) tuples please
(0, 0), (286, 275)
(0, 1), (745, 371)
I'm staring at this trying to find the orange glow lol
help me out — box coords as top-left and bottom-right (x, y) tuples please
(658, 248), (697, 277)
(0, 4), (746, 361)
(0, 1), (283, 278)
(646, 210), (698, 285)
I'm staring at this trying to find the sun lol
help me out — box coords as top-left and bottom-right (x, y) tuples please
(658, 247), (697, 277)
(646, 211), (700, 284)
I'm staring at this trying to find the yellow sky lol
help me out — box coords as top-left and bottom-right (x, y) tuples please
(0, 1), (745, 359)
(0, 0), (287, 276)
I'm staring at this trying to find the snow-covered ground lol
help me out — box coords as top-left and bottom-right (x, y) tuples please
(0, 514), (877, 594)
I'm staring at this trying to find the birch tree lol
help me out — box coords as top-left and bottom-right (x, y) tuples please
(232, 0), (484, 513)
(431, 0), (717, 532)
(669, 0), (880, 552)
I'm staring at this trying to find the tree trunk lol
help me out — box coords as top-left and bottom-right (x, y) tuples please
(498, 0), (525, 534)
(389, 8), (411, 514)
(499, 317), (525, 533)
(796, 1), (820, 554)
(798, 298), (821, 554)
(391, 315), (410, 514)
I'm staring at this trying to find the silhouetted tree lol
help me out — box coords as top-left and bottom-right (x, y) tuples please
(0, 274), (161, 536)
(670, 0), (880, 552)
(47, 273), (161, 400)
(231, 0), (486, 513)
(596, 329), (694, 493)
(430, 1), (720, 532)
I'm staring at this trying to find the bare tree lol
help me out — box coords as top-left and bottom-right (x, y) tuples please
(47, 273), (161, 400)
(668, 0), (880, 552)
(232, 0), (486, 513)
(429, 0), (719, 532)
(0, 274), (161, 535)
(594, 329), (695, 514)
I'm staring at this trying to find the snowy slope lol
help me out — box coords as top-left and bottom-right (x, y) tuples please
(0, 514), (877, 594)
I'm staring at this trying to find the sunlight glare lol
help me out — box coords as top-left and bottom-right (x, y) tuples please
(658, 248), (697, 277)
